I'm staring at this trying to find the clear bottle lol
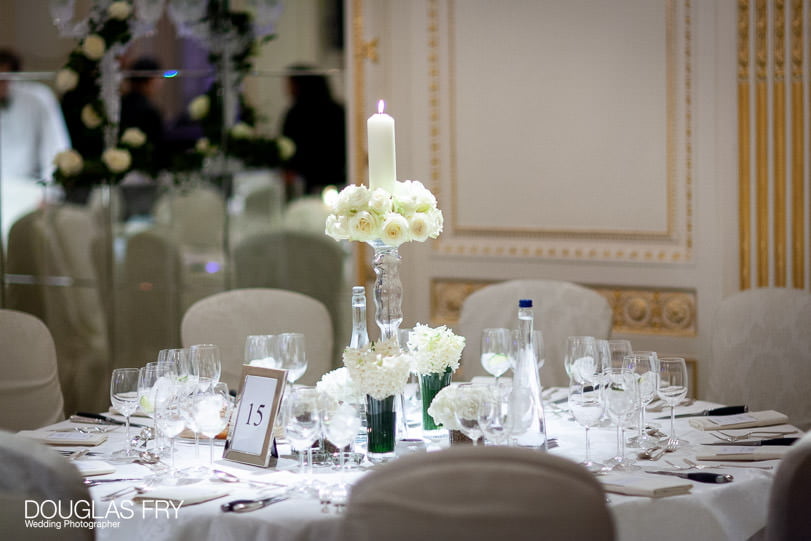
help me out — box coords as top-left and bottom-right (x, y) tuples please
(510, 299), (547, 449)
(350, 286), (369, 349)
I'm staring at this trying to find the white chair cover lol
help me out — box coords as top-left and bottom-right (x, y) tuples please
(0, 431), (92, 540)
(0, 310), (64, 431)
(766, 431), (811, 541)
(708, 288), (811, 430)
(180, 288), (333, 389)
(458, 279), (613, 387)
(233, 230), (348, 367)
(153, 182), (225, 250)
(282, 196), (331, 235)
(340, 445), (615, 541)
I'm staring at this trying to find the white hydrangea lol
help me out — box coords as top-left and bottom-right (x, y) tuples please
(343, 338), (411, 400)
(316, 367), (365, 405)
(427, 384), (491, 430)
(53, 149), (83, 176)
(407, 323), (466, 375)
(102, 148), (132, 173)
(120, 127), (146, 147)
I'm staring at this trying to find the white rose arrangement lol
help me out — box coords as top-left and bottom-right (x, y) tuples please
(101, 148), (132, 173)
(325, 180), (444, 246)
(107, 1), (132, 20)
(81, 34), (106, 61)
(188, 95), (210, 120)
(80, 104), (103, 129)
(53, 150), (84, 176)
(342, 338), (412, 400)
(426, 384), (491, 430)
(230, 122), (254, 139)
(55, 68), (79, 94)
(316, 367), (365, 405)
(120, 127), (147, 148)
(407, 323), (466, 375)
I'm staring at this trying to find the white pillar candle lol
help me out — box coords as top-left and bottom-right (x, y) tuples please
(367, 100), (396, 193)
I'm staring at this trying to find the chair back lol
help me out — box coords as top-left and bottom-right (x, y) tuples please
(180, 288), (333, 388)
(0, 310), (64, 430)
(0, 431), (93, 540)
(341, 445), (615, 541)
(153, 183), (225, 250)
(458, 279), (613, 387)
(282, 196), (331, 235)
(709, 288), (811, 430)
(766, 431), (811, 541)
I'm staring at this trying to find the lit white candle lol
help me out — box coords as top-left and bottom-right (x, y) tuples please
(367, 100), (396, 193)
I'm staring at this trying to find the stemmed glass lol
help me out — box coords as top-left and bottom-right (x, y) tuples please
(509, 329), (544, 370)
(110, 368), (140, 458)
(154, 380), (186, 480)
(322, 400), (362, 471)
(603, 368), (640, 471)
(623, 351), (659, 449)
(138, 362), (178, 458)
(244, 335), (277, 368)
(478, 382), (512, 446)
(605, 340), (633, 370)
(192, 382), (233, 471)
(481, 328), (513, 383)
(657, 357), (689, 447)
(284, 387), (321, 495)
(568, 373), (606, 472)
(564, 336), (598, 383)
(453, 384), (488, 445)
(190, 344), (222, 392)
(277, 333), (307, 385)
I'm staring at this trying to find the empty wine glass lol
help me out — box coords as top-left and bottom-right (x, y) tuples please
(277, 333), (307, 384)
(110, 368), (140, 458)
(605, 340), (633, 370)
(154, 381), (186, 479)
(509, 329), (544, 370)
(658, 357), (689, 447)
(564, 336), (598, 384)
(285, 387), (321, 495)
(190, 344), (221, 392)
(478, 382), (512, 446)
(244, 334), (277, 368)
(192, 382), (232, 471)
(623, 351), (659, 449)
(453, 384), (488, 445)
(481, 328), (512, 382)
(322, 400), (362, 471)
(603, 368), (639, 471)
(568, 373), (606, 472)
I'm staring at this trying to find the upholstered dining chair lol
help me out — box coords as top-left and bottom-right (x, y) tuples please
(180, 288), (333, 389)
(340, 445), (615, 541)
(0, 310), (64, 431)
(708, 288), (811, 430)
(458, 279), (613, 387)
(765, 431), (811, 541)
(0, 431), (93, 540)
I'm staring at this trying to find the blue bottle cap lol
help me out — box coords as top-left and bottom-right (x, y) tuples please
(518, 299), (533, 308)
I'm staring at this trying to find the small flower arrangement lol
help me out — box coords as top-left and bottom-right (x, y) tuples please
(342, 338), (412, 400)
(407, 323), (466, 375)
(426, 385), (491, 430)
(325, 180), (444, 246)
(316, 367), (365, 405)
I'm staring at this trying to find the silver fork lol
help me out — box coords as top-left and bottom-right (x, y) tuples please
(710, 429), (797, 443)
(683, 458), (774, 471)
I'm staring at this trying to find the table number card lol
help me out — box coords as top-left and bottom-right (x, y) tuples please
(224, 365), (287, 467)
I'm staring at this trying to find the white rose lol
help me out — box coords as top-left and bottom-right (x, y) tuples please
(381, 213), (410, 246)
(408, 212), (432, 242)
(107, 1), (132, 20)
(82, 34), (106, 61)
(336, 184), (370, 214)
(428, 208), (444, 238)
(411, 180), (437, 212)
(53, 149), (83, 176)
(368, 188), (392, 215)
(120, 127), (146, 147)
(230, 122), (253, 139)
(349, 211), (381, 242)
(188, 95), (210, 120)
(102, 148), (132, 173)
(277, 136), (295, 161)
(325, 214), (348, 240)
(55, 68), (78, 93)
(80, 104), (103, 129)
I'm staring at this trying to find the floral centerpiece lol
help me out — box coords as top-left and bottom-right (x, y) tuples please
(407, 324), (466, 433)
(427, 384), (490, 444)
(315, 367), (365, 406)
(342, 338), (411, 461)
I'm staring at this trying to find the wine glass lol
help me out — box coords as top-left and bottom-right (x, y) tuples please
(568, 374), (606, 472)
(154, 380), (186, 479)
(138, 362), (177, 456)
(284, 387), (321, 495)
(192, 382), (232, 471)
(623, 351), (659, 449)
(277, 333), (307, 384)
(244, 334), (277, 368)
(564, 336), (598, 384)
(477, 382), (512, 446)
(509, 329), (544, 370)
(453, 384), (488, 445)
(605, 340), (633, 370)
(190, 344), (221, 392)
(603, 368), (640, 471)
(657, 357), (689, 447)
(481, 328), (512, 382)
(110, 368), (140, 458)
(321, 400), (362, 471)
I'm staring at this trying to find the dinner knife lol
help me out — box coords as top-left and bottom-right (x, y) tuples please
(220, 496), (288, 513)
(646, 470), (734, 483)
(702, 437), (799, 446)
(73, 412), (149, 428)
(654, 405), (748, 420)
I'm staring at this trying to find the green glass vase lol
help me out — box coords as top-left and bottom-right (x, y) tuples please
(420, 367), (453, 432)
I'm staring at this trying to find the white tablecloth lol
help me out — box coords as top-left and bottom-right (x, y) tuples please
(30, 394), (797, 541)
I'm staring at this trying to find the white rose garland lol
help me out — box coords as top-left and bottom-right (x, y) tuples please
(55, 68), (79, 93)
(120, 127), (146, 147)
(81, 104), (103, 129)
(107, 1), (132, 20)
(81, 34), (106, 61)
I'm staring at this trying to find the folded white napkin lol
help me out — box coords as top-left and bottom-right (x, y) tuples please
(73, 461), (116, 476)
(133, 485), (230, 506)
(694, 446), (790, 461)
(18, 430), (107, 446)
(600, 474), (692, 498)
(688, 410), (789, 431)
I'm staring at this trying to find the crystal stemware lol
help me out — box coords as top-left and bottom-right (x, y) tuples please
(603, 368), (640, 471)
(277, 333), (307, 385)
(568, 375), (606, 472)
(453, 384), (488, 445)
(284, 387), (321, 495)
(480, 328), (512, 382)
(322, 400), (362, 471)
(190, 344), (222, 392)
(623, 351), (660, 449)
(478, 382), (512, 446)
(658, 357), (690, 447)
(192, 382), (232, 472)
(138, 362), (178, 457)
(564, 336), (598, 383)
(244, 334), (277, 368)
(110, 368), (140, 458)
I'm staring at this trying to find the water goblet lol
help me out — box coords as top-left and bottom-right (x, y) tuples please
(564, 336), (598, 383)
(285, 387), (321, 495)
(110, 368), (140, 458)
(276, 333), (307, 385)
(477, 382), (512, 446)
(244, 334), (277, 368)
(603, 368), (640, 471)
(138, 362), (177, 457)
(453, 384), (488, 445)
(605, 340), (633, 371)
(657, 357), (689, 447)
(322, 400), (362, 471)
(154, 383), (186, 480)
(623, 351), (659, 449)
(481, 328), (512, 382)
(190, 344), (221, 392)
(192, 382), (232, 471)
(568, 375), (606, 472)
(509, 329), (544, 370)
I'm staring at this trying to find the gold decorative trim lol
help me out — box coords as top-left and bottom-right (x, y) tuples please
(738, 0), (751, 290)
(773, 0), (787, 286)
(430, 279), (697, 337)
(791, 0), (804, 287)
(755, 0), (769, 287)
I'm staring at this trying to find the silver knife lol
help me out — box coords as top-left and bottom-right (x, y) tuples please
(221, 496), (288, 513)
(702, 437), (798, 446)
(646, 470), (733, 483)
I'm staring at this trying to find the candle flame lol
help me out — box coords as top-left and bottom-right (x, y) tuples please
(377, 100), (385, 114)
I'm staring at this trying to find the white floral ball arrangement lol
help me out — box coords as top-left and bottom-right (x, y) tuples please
(325, 180), (444, 246)
(426, 384), (491, 431)
(342, 338), (412, 400)
(315, 367), (365, 405)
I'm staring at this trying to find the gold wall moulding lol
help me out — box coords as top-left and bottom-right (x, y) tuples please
(430, 278), (697, 337)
